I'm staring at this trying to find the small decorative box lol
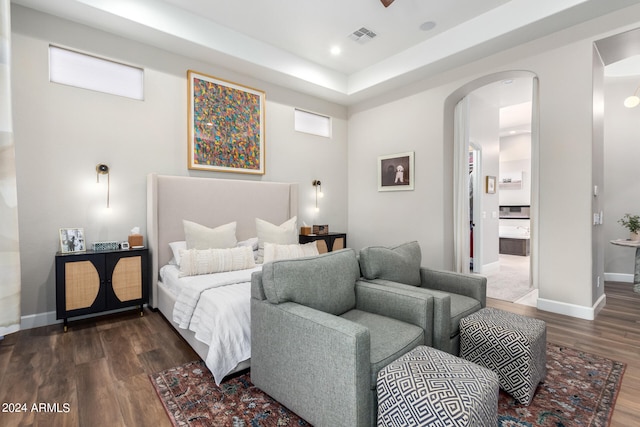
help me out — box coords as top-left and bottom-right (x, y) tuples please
(300, 226), (311, 236)
(128, 234), (143, 247)
(313, 224), (329, 235)
(92, 241), (120, 251)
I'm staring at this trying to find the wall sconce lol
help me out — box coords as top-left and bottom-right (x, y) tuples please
(312, 179), (323, 212)
(96, 163), (110, 208)
(624, 85), (640, 108)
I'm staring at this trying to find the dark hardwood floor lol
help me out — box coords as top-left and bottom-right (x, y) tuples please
(0, 282), (638, 427)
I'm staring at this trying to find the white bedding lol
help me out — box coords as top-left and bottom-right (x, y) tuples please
(160, 264), (261, 384)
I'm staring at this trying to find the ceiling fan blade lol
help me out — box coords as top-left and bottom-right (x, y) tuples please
(381, 0), (394, 7)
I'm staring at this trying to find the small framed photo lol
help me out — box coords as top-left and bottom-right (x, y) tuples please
(378, 151), (415, 192)
(59, 228), (86, 253)
(486, 176), (496, 194)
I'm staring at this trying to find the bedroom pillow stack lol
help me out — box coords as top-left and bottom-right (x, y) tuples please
(263, 241), (319, 263)
(179, 246), (255, 277)
(183, 220), (237, 249)
(255, 216), (298, 263)
(177, 220), (256, 276)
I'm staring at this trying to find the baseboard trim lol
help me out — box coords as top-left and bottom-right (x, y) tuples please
(537, 293), (606, 321)
(21, 311), (59, 330)
(20, 306), (148, 331)
(604, 272), (633, 283)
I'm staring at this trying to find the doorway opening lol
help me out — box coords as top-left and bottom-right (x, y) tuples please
(458, 75), (537, 305)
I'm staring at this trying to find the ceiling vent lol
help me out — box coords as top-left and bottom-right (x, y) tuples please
(348, 27), (377, 44)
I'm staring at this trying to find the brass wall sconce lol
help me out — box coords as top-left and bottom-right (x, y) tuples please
(312, 179), (323, 212)
(96, 163), (110, 208)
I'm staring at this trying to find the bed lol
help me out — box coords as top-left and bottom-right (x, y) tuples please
(146, 173), (298, 383)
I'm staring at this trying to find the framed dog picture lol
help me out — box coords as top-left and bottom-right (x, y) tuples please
(378, 152), (415, 192)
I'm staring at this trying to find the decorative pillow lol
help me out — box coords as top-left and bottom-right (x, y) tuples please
(169, 241), (187, 265)
(359, 241), (422, 286)
(178, 246), (255, 277)
(255, 216), (297, 263)
(263, 241), (319, 263)
(261, 249), (359, 315)
(183, 220), (237, 250)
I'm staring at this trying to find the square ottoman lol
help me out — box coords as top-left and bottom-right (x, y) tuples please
(459, 307), (547, 405)
(377, 345), (499, 427)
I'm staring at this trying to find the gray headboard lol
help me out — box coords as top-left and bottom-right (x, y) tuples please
(146, 173), (299, 308)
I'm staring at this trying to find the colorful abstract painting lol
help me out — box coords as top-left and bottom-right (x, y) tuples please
(188, 70), (265, 174)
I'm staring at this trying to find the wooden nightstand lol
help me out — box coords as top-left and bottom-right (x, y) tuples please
(55, 247), (149, 331)
(299, 232), (347, 254)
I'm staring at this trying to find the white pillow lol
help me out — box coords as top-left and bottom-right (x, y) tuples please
(178, 246), (256, 277)
(263, 241), (319, 263)
(256, 216), (298, 263)
(183, 220), (237, 250)
(169, 241), (187, 265)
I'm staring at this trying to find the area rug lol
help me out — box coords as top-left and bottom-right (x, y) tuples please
(150, 343), (625, 427)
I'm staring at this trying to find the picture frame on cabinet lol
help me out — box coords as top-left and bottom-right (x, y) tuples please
(59, 228), (86, 253)
(187, 70), (265, 174)
(378, 151), (414, 191)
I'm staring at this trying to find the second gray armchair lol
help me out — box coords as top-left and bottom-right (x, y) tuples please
(359, 241), (486, 355)
(250, 248), (433, 427)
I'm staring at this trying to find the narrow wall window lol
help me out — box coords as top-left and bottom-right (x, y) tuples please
(49, 45), (144, 100)
(294, 109), (331, 138)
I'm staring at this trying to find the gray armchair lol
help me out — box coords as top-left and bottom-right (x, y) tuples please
(251, 249), (433, 427)
(359, 241), (486, 356)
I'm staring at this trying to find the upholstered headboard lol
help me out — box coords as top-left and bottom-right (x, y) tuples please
(146, 173), (298, 308)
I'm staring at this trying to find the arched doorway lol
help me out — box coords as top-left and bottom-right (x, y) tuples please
(446, 71), (540, 303)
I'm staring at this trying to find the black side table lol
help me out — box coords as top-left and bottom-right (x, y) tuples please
(299, 232), (347, 254)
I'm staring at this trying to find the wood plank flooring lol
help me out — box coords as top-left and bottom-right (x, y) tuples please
(0, 282), (638, 427)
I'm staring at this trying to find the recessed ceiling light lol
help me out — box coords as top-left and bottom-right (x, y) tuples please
(502, 79), (514, 85)
(330, 46), (341, 56)
(419, 21), (436, 32)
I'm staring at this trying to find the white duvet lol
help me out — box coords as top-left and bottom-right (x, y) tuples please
(161, 264), (261, 385)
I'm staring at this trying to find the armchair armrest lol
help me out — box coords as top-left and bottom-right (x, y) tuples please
(354, 280), (433, 346)
(420, 267), (486, 308)
(251, 299), (372, 427)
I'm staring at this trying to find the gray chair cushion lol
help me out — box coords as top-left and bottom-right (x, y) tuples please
(261, 248), (360, 315)
(359, 241), (421, 286)
(365, 278), (481, 339)
(341, 309), (424, 387)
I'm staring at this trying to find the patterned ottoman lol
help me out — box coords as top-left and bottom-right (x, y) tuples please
(459, 307), (547, 405)
(377, 345), (499, 427)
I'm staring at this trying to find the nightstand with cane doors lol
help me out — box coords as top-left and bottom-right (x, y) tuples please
(55, 247), (149, 331)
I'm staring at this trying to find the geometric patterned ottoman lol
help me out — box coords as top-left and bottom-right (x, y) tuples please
(459, 307), (547, 405)
(377, 345), (499, 427)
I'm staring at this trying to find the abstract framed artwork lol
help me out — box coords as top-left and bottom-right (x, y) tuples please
(378, 151), (415, 191)
(187, 70), (265, 174)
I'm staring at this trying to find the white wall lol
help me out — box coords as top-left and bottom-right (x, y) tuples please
(604, 76), (640, 279)
(468, 93), (500, 269)
(348, 5), (640, 318)
(11, 6), (348, 320)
